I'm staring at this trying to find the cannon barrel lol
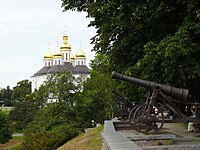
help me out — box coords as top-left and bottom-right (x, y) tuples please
(111, 71), (189, 101)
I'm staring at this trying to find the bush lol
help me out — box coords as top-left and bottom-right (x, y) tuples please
(21, 123), (81, 150)
(0, 110), (12, 143)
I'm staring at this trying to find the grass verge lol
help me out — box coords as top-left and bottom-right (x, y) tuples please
(0, 136), (23, 150)
(57, 125), (103, 150)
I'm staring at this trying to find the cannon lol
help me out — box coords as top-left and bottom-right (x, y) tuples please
(111, 89), (138, 121)
(111, 71), (198, 133)
(111, 71), (189, 101)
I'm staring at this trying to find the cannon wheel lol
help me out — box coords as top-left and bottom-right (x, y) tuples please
(132, 105), (165, 132)
(116, 109), (127, 121)
(128, 105), (140, 124)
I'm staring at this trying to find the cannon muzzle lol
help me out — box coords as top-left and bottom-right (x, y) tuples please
(111, 71), (189, 101)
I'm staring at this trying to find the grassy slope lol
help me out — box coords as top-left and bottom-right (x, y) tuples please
(57, 126), (103, 150)
(0, 136), (23, 150)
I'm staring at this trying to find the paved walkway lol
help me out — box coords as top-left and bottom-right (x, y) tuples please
(118, 122), (200, 149)
(162, 123), (200, 138)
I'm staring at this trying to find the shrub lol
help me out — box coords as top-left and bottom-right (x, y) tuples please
(0, 110), (12, 143)
(21, 123), (81, 150)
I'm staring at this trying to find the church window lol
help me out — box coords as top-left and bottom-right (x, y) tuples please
(82, 61), (83, 65)
(66, 53), (68, 61)
(55, 60), (57, 65)
(48, 62), (50, 66)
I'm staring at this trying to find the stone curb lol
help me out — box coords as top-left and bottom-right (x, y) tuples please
(101, 120), (142, 150)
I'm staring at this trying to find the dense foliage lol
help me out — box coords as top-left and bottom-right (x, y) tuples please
(0, 110), (12, 143)
(5, 70), (117, 149)
(0, 86), (13, 106)
(62, 0), (200, 102)
(22, 107), (81, 150)
(8, 80), (32, 130)
(77, 70), (116, 127)
(11, 80), (32, 104)
(17, 72), (83, 149)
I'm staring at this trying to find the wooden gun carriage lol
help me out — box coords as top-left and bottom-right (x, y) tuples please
(112, 71), (200, 132)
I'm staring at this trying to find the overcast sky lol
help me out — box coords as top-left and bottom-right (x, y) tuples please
(0, 0), (96, 89)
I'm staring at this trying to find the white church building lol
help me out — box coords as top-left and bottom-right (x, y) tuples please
(31, 33), (90, 91)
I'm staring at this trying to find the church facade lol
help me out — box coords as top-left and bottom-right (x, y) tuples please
(31, 33), (90, 91)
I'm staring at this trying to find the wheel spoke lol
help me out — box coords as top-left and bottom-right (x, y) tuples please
(129, 105), (165, 132)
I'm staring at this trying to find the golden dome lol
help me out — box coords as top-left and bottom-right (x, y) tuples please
(60, 43), (71, 50)
(70, 53), (75, 60)
(60, 33), (71, 50)
(76, 48), (86, 58)
(43, 50), (53, 60)
(53, 47), (63, 58)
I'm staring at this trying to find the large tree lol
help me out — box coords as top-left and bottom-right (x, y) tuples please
(8, 80), (32, 130)
(62, 0), (200, 101)
(11, 80), (31, 104)
(61, 0), (189, 69)
(78, 70), (116, 126)
(0, 86), (13, 106)
(43, 71), (81, 103)
(21, 72), (82, 150)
